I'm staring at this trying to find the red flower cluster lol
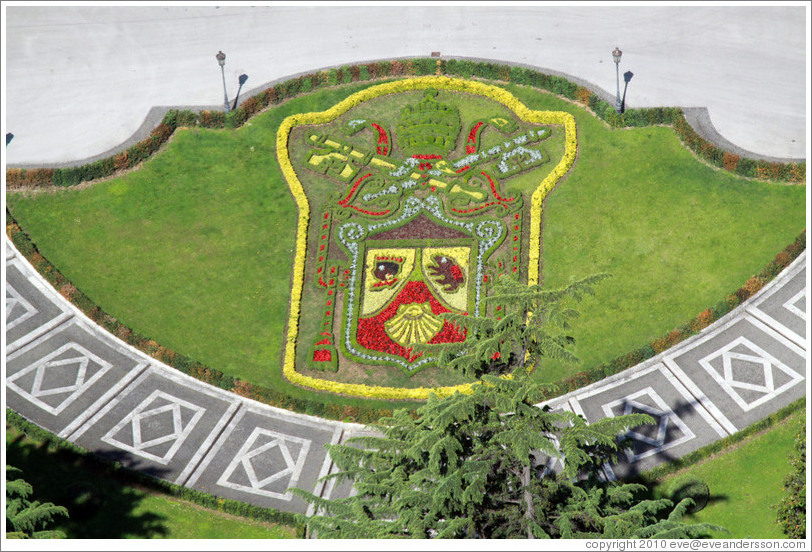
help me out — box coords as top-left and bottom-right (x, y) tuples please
(466, 121), (484, 154)
(371, 123), (389, 156)
(338, 173), (372, 206)
(357, 280), (466, 361)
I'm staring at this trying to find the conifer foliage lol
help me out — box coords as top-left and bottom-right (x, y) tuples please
(426, 273), (611, 378)
(6, 465), (68, 539)
(295, 371), (718, 538)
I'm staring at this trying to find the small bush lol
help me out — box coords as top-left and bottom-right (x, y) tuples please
(722, 152), (740, 171)
(575, 86), (592, 106)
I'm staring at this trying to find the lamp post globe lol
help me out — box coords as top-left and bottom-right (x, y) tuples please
(612, 46), (623, 114)
(216, 50), (230, 112)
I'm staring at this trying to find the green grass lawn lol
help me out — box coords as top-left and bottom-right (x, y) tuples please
(5, 422), (299, 539)
(651, 410), (804, 539)
(6, 79), (805, 403)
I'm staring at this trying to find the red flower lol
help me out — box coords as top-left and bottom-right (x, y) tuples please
(313, 349), (332, 362)
(357, 281), (466, 362)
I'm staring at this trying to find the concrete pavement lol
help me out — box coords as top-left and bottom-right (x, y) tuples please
(3, 4), (808, 166)
(5, 235), (807, 508)
(3, 2), (808, 521)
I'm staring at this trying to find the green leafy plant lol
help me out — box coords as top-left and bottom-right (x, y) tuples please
(5, 466), (69, 539)
(294, 369), (720, 538)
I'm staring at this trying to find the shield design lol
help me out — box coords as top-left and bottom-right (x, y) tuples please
(278, 78), (576, 384)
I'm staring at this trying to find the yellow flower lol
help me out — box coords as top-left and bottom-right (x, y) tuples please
(277, 76), (577, 400)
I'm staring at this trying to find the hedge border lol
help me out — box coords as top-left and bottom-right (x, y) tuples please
(4, 408), (306, 536)
(3, 58), (807, 417)
(4, 57), (805, 190)
(5, 209), (804, 418)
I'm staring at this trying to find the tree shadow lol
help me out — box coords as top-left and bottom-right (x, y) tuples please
(601, 396), (731, 534)
(5, 432), (170, 538)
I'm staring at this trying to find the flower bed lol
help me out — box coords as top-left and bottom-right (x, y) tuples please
(278, 76), (576, 398)
(5, 57), (805, 417)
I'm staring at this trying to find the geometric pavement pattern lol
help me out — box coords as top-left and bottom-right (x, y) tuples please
(697, 336), (804, 412)
(5, 282), (38, 331)
(601, 387), (696, 464)
(6, 341), (113, 416)
(216, 427), (312, 501)
(783, 288), (806, 320)
(100, 389), (207, 465)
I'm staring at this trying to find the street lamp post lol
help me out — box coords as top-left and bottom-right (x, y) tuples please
(612, 46), (623, 114)
(216, 50), (230, 113)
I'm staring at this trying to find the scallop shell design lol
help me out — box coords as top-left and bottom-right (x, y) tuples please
(384, 303), (443, 346)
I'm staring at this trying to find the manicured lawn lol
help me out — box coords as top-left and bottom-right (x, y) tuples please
(5, 422), (299, 539)
(506, 85), (805, 382)
(651, 410), (804, 539)
(6, 79), (805, 402)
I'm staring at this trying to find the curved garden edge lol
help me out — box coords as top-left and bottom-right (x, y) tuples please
(4, 61), (807, 418)
(5, 57), (805, 185)
(4, 206), (805, 422)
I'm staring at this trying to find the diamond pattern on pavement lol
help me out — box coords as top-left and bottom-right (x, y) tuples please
(6, 283), (38, 331)
(783, 289), (806, 320)
(7, 342), (113, 415)
(602, 387), (696, 463)
(217, 428), (311, 501)
(698, 336), (803, 412)
(101, 390), (207, 465)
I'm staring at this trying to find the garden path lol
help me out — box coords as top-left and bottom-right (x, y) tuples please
(5, 235), (806, 509)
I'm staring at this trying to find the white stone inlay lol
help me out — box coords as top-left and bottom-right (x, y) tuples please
(7, 342), (113, 415)
(698, 336), (803, 412)
(6, 283), (39, 331)
(101, 390), (206, 465)
(783, 289), (806, 320)
(217, 427), (311, 501)
(602, 387), (695, 463)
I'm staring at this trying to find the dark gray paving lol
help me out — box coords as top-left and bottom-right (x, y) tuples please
(3, 237), (808, 518)
(6, 317), (149, 439)
(183, 402), (344, 514)
(748, 264), (806, 348)
(67, 366), (241, 485)
(6, 257), (73, 354)
(566, 363), (729, 480)
(664, 314), (806, 433)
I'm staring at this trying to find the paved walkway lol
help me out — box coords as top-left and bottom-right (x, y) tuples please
(3, 5), (807, 165)
(5, 236), (807, 508)
(3, 4), (808, 518)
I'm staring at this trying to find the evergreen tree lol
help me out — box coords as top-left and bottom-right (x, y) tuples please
(295, 371), (718, 538)
(426, 273), (610, 378)
(6, 465), (69, 539)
